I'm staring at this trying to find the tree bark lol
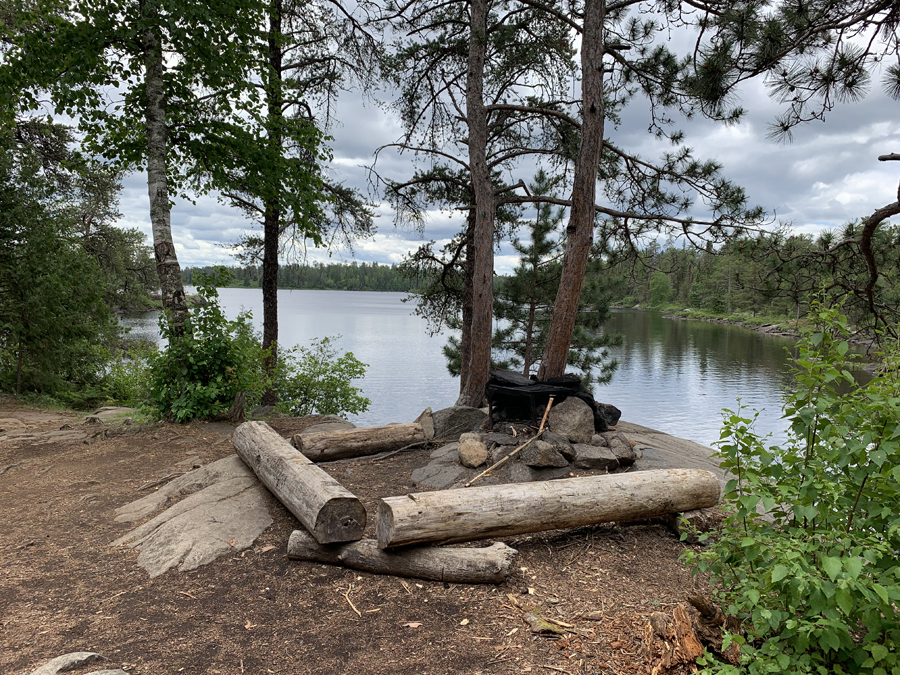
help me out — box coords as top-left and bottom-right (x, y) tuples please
(290, 423), (427, 461)
(287, 530), (518, 584)
(142, 7), (188, 333)
(457, 211), (476, 391)
(376, 469), (720, 548)
(537, 0), (606, 379)
(457, 0), (494, 407)
(261, 0), (284, 406)
(233, 421), (366, 544)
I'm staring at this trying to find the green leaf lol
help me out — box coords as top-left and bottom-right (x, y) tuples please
(835, 587), (853, 615)
(821, 556), (842, 581)
(771, 564), (789, 583)
(843, 556), (862, 579)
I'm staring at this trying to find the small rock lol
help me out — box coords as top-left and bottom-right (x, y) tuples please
(572, 444), (619, 471)
(542, 430), (575, 461)
(547, 397), (594, 444)
(504, 461), (571, 483)
(28, 652), (102, 675)
(519, 440), (569, 468)
(458, 433), (490, 468)
(589, 434), (609, 447)
(598, 431), (637, 466)
(595, 402), (622, 426)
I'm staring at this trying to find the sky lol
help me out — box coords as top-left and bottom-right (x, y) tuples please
(114, 40), (900, 275)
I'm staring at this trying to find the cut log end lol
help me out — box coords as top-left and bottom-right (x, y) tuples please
(315, 497), (367, 544)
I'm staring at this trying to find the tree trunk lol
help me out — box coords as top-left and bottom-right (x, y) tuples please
(261, 0), (284, 406)
(376, 469), (720, 548)
(537, 0), (606, 380)
(233, 421), (366, 544)
(290, 423), (427, 461)
(142, 12), (188, 333)
(457, 0), (494, 407)
(457, 211), (476, 391)
(287, 530), (518, 584)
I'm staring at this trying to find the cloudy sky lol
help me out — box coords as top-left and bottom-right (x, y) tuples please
(115, 42), (900, 275)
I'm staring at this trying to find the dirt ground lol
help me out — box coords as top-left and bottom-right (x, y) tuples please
(0, 398), (711, 675)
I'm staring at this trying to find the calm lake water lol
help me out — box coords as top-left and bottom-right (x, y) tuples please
(126, 289), (871, 447)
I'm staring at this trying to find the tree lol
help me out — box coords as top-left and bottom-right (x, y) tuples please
(210, 0), (376, 404)
(2, 0), (267, 332)
(491, 170), (620, 386)
(0, 121), (120, 398)
(376, 0), (577, 405)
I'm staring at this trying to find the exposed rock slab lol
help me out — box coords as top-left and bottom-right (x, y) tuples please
(113, 462), (272, 578)
(115, 455), (254, 523)
(28, 652), (102, 675)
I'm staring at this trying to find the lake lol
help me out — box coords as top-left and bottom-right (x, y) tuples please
(125, 289), (870, 447)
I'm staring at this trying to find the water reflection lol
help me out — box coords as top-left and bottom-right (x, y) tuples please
(598, 310), (870, 447)
(122, 295), (871, 448)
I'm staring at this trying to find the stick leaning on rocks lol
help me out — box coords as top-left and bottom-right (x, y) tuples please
(465, 396), (555, 488)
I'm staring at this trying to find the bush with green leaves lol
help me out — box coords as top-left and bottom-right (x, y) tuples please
(686, 303), (900, 675)
(147, 269), (265, 422)
(147, 268), (369, 422)
(274, 336), (370, 417)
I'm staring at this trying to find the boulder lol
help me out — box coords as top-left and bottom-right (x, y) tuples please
(542, 430), (576, 461)
(432, 406), (488, 439)
(519, 440), (569, 468)
(547, 397), (594, 444)
(572, 444), (619, 471)
(595, 402), (622, 427)
(458, 433), (490, 468)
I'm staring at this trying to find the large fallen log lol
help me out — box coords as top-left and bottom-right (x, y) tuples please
(287, 530), (518, 584)
(233, 421), (366, 544)
(291, 423), (427, 461)
(376, 468), (720, 548)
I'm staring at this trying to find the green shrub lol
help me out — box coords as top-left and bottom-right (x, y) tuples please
(147, 269), (265, 422)
(147, 267), (369, 422)
(274, 336), (370, 417)
(686, 303), (900, 675)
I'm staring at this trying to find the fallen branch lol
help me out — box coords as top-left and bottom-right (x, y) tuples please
(0, 462), (23, 476)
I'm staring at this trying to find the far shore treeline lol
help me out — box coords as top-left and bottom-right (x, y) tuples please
(182, 261), (420, 293)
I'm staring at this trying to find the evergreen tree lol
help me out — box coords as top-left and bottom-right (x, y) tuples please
(0, 122), (120, 398)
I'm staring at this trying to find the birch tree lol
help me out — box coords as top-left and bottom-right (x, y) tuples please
(2, 0), (266, 332)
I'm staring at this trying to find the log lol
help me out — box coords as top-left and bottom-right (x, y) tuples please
(291, 423), (427, 461)
(376, 468), (720, 548)
(233, 421), (366, 544)
(287, 530), (518, 584)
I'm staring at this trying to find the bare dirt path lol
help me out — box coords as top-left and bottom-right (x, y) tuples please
(1, 399), (710, 675)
